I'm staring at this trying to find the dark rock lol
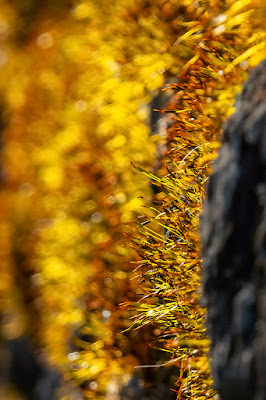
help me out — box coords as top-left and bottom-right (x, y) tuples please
(7, 336), (61, 400)
(118, 366), (178, 400)
(200, 59), (266, 400)
(149, 83), (176, 195)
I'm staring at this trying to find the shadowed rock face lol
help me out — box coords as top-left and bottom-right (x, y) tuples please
(6, 337), (62, 400)
(200, 59), (266, 400)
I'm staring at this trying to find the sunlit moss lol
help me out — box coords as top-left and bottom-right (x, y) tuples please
(132, 0), (265, 399)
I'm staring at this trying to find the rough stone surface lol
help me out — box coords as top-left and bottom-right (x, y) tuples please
(200, 59), (266, 400)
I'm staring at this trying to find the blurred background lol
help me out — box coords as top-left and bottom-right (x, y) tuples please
(0, 1), (181, 399)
